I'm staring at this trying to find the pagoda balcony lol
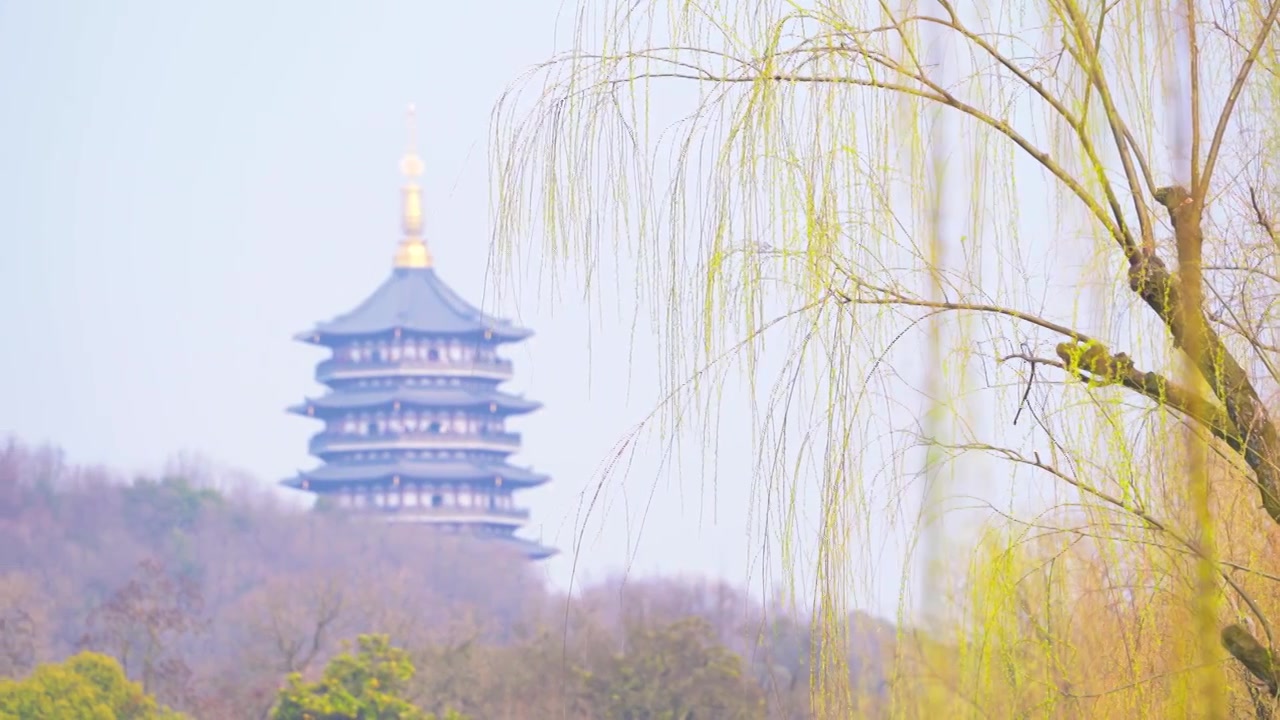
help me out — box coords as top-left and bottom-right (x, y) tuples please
(316, 356), (514, 382)
(309, 430), (522, 455)
(360, 505), (531, 526)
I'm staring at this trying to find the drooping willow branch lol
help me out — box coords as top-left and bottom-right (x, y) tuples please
(943, 442), (1275, 652)
(580, 61), (1134, 255)
(492, 0), (1280, 705)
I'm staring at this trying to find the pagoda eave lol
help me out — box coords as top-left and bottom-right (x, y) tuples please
(281, 477), (551, 491)
(497, 536), (558, 561)
(300, 326), (532, 346)
(284, 462), (551, 489)
(293, 330), (326, 346)
(286, 406), (327, 420)
(292, 390), (542, 416)
(280, 477), (551, 492)
(288, 404), (540, 420)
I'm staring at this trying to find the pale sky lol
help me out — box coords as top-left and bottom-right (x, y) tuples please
(1, 1), (922, 615)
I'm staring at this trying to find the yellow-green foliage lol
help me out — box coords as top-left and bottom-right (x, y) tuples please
(578, 617), (767, 719)
(888, 453), (1280, 718)
(271, 634), (464, 720)
(492, 0), (1280, 717)
(0, 651), (185, 720)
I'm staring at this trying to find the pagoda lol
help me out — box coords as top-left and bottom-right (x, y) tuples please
(283, 107), (555, 560)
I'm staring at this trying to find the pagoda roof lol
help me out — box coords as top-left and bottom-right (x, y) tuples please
(495, 535), (558, 561)
(285, 460), (550, 488)
(297, 267), (532, 344)
(290, 387), (541, 416)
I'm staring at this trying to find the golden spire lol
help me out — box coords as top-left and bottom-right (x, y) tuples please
(393, 103), (433, 269)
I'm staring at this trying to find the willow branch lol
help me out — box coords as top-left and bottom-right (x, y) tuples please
(1058, 0), (1153, 251)
(932, 0), (1142, 256)
(830, 287), (1096, 344)
(951, 443), (1274, 649)
(601, 63), (1131, 255)
(1186, 0), (1202, 191)
(1201, 0), (1280, 198)
(1000, 350), (1243, 456)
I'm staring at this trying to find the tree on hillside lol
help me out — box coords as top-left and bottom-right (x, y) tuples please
(271, 634), (466, 720)
(494, 1), (1280, 716)
(122, 476), (223, 550)
(0, 572), (51, 677)
(79, 558), (205, 708)
(578, 617), (766, 719)
(245, 573), (347, 675)
(0, 651), (185, 720)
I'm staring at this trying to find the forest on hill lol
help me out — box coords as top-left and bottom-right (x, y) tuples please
(0, 437), (908, 719)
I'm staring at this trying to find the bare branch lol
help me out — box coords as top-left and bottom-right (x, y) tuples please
(1249, 185), (1280, 250)
(1201, 1), (1280, 199)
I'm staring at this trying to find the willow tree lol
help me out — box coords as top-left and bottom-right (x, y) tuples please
(494, 1), (1280, 717)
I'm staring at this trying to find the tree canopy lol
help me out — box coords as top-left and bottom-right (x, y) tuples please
(270, 634), (465, 720)
(493, 0), (1280, 716)
(0, 651), (185, 720)
(579, 617), (767, 719)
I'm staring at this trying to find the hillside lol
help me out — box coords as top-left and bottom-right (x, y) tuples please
(0, 436), (913, 719)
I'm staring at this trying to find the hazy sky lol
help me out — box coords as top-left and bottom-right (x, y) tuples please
(2, 1), (916, 613)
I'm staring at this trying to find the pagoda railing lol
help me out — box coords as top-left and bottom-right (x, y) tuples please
(319, 502), (530, 526)
(310, 430), (522, 455)
(372, 504), (531, 521)
(316, 356), (514, 382)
